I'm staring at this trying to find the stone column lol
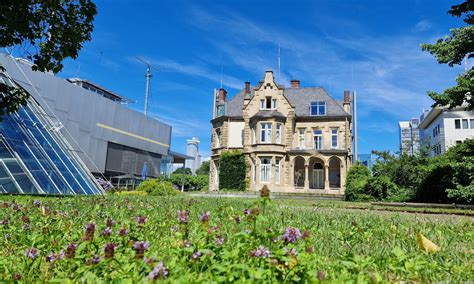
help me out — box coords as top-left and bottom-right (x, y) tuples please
(324, 164), (330, 190)
(304, 163), (309, 190)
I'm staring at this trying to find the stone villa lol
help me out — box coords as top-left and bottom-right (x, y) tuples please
(210, 70), (353, 195)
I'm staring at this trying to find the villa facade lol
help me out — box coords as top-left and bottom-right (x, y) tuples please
(209, 70), (353, 195)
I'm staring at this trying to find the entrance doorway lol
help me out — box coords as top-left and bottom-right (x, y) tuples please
(312, 162), (324, 189)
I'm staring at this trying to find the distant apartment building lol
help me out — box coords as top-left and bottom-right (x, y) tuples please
(185, 137), (202, 174)
(210, 70), (353, 195)
(398, 118), (421, 155)
(418, 106), (474, 156)
(357, 154), (373, 170)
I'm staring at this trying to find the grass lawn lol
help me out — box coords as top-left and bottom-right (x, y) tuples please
(0, 195), (472, 282)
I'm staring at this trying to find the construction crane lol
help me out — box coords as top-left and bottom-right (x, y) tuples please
(136, 57), (160, 116)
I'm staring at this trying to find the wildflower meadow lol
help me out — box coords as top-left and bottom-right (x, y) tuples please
(0, 195), (472, 282)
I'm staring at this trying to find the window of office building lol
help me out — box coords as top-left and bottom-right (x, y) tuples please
(455, 119), (461, 129)
(462, 119), (469, 129)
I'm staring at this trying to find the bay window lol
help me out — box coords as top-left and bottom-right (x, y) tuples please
(299, 129), (305, 148)
(260, 123), (272, 143)
(260, 158), (271, 183)
(276, 123), (282, 144)
(275, 159), (280, 184)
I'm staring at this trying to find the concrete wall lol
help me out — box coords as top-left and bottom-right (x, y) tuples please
(443, 111), (474, 148)
(1, 54), (171, 175)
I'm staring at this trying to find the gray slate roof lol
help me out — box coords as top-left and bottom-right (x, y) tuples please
(225, 87), (349, 118)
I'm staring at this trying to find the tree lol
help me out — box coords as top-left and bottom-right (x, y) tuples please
(173, 167), (192, 175)
(421, 1), (473, 109)
(0, 0), (97, 117)
(195, 161), (210, 176)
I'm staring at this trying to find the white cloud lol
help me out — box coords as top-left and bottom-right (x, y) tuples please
(413, 20), (432, 32)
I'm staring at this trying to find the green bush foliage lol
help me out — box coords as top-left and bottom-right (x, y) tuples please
(173, 167), (192, 175)
(345, 162), (371, 201)
(347, 139), (474, 204)
(195, 161), (210, 176)
(136, 179), (179, 196)
(170, 174), (208, 191)
(219, 150), (246, 191)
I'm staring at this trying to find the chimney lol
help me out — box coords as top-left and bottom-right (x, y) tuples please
(244, 82), (251, 95)
(343, 90), (351, 114)
(219, 88), (227, 102)
(290, 80), (300, 89)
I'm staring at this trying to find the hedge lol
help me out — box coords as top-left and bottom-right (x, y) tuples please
(219, 150), (246, 191)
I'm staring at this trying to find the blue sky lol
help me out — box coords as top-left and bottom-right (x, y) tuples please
(55, 0), (469, 158)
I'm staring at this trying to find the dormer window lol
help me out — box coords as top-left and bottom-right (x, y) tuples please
(311, 101), (326, 116)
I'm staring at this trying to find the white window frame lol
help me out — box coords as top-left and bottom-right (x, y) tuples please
(260, 99), (265, 110)
(260, 158), (271, 183)
(314, 129), (323, 150)
(276, 123), (282, 144)
(252, 160), (256, 183)
(310, 101), (326, 116)
(299, 128), (305, 149)
(260, 123), (272, 144)
(215, 128), (221, 148)
(462, 119), (469, 129)
(331, 128), (338, 149)
(275, 159), (280, 185)
(272, 99), (277, 109)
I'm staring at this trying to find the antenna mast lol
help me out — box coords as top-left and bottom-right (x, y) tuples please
(278, 44), (281, 82)
(136, 57), (158, 116)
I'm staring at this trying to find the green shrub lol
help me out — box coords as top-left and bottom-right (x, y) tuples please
(136, 179), (179, 196)
(345, 162), (371, 201)
(169, 174), (208, 191)
(364, 175), (398, 200)
(195, 161), (210, 176)
(219, 150), (246, 191)
(446, 183), (474, 204)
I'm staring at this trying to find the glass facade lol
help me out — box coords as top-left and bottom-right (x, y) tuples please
(0, 75), (103, 195)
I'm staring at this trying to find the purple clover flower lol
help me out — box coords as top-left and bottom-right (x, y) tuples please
(106, 218), (115, 227)
(46, 252), (56, 263)
(102, 227), (112, 237)
(33, 200), (41, 207)
(243, 208), (250, 216)
(83, 223), (96, 241)
(148, 262), (168, 280)
(234, 216), (242, 224)
(57, 250), (65, 260)
(199, 211), (210, 222)
(282, 227), (302, 244)
(1, 218), (9, 225)
(215, 237), (225, 246)
(65, 243), (77, 259)
(251, 246), (270, 258)
(191, 251), (202, 260)
(284, 247), (298, 256)
(171, 226), (178, 232)
(118, 227), (129, 236)
(25, 248), (38, 259)
(104, 243), (118, 258)
(86, 254), (101, 265)
(135, 215), (147, 226)
(133, 241), (150, 259)
(177, 210), (189, 224)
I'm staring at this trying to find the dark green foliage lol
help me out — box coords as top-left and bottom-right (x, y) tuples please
(364, 175), (399, 201)
(136, 179), (179, 196)
(169, 174), (208, 191)
(345, 162), (371, 201)
(421, 1), (473, 109)
(0, 0), (97, 118)
(195, 161), (210, 176)
(349, 139), (474, 204)
(173, 167), (192, 175)
(219, 150), (246, 191)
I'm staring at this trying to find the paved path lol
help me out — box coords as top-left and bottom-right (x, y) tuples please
(187, 193), (342, 200)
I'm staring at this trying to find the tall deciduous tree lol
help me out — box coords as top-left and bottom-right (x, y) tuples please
(0, 0), (97, 117)
(421, 1), (473, 109)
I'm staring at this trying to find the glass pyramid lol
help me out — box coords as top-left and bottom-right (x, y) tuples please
(0, 74), (103, 195)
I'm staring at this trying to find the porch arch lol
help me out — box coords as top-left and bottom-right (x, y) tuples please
(329, 156), (341, 188)
(293, 156), (305, 187)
